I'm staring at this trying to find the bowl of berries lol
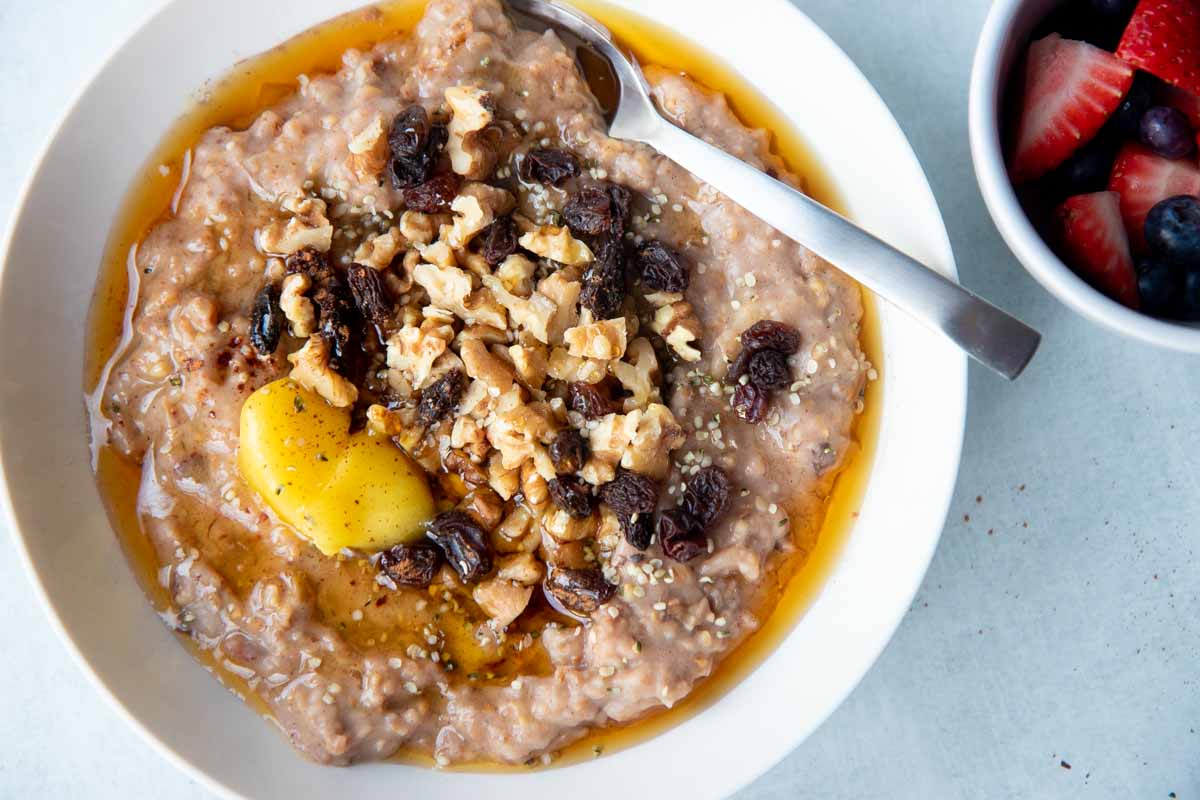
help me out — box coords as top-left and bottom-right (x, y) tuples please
(971, 0), (1200, 349)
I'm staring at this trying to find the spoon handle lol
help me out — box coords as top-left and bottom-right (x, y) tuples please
(642, 120), (1041, 380)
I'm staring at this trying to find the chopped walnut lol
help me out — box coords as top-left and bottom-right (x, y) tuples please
(509, 340), (549, 389)
(460, 338), (516, 395)
(472, 578), (532, 630)
(518, 225), (593, 265)
(496, 552), (544, 586)
(462, 287), (508, 329)
(495, 254), (536, 297)
(460, 487), (505, 530)
(399, 210), (438, 245)
(287, 335), (358, 408)
(537, 269), (582, 344)
(643, 290), (684, 308)
(413, 262), (471, 313)
(487, 403), (556, 478)
(353, 226), (404, 270)
(259, 195), (333, 254)
(546, 347), (607, 384)
(450, 416), (486, 450)
(386, 318), (454, 389)
(445, 85), (497, 179)
(521, 459), (552, 505)
(651, 301), (703, 362)
(621, 403), (685, 479)
(279, 272), (316, 337)
(487, 452), (521, 500)
(582, 411), (641, 485)
(366, 404), (424, 451)
(481, 275), (556, 344)
(346, 115), (388, 182)
(564, 318), (627, 361)
(417, 240), (458, 269)
(441, 183), (514, 249)
(609, 337), (661, 412)
(541, 507), (597, 543)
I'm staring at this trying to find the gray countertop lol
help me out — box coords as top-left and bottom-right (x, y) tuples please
(2, 1), (1196, 797)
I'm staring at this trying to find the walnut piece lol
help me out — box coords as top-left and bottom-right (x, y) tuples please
(445, 85), (497, 179)
(259, 195), (333, 254)
(279, 272), (316, 337)
(441, 183), (514, 249)
(488, 453), (521, 501)
(287, 335), (358, 408)
(496, 552), (544, 586)
(518, 225), (593, 265)
(651, 301), (703, 362)
(473, 578), (532, 629)
(347, 115), (388, 182)
(400, 211), (437, 245)
(481, 275), (556, 344)
(621, 403), (685, 479)
(509, 341), (548, 389)
(564, 318), (627, 361)
(546, 347), (607, 384)
(386, 319), (454, 389)
(353, 226), (403, 270)
(366, 404), (423, 451)
(609, 337), (661, 412)
(460, 338), (516, 395)
(537, 269), (582, 344)
(495, 254), (536, 297)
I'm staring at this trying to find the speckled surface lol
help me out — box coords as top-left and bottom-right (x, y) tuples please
(2, 0), (1198, 797)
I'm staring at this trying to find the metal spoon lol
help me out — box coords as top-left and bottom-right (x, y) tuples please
(508, 0), (1041, 379)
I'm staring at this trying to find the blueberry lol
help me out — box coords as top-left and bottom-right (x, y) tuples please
(1136, 259), (1179, 316)
(1111, 72), (1158, 138)
(1145, 195), (1200, 265)
(1140, 106), (1195, 159)
(1034, 0), (1131, 49)
(1178, 269), (1200, 320)
(1051, 132), (1121, 195)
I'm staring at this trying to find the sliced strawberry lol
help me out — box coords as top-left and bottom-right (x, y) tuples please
(1108, 142), (1200, 249)
(1054, 192), (1139, 308)
(1156, 82), (1200, 129)
(1117, 0), (1200, 96)
(1010, 34), (1135, 183)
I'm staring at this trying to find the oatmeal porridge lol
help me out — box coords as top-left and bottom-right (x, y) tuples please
(86, 0), (874, 767)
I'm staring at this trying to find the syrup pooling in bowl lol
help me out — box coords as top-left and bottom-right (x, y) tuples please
(85, 0), (880, 768)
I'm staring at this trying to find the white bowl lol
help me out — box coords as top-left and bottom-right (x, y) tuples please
(0, 0), (965, 796)
(970, 0), (1200, 352)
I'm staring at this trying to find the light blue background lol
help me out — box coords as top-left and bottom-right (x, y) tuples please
(1, 1), (1196, 797)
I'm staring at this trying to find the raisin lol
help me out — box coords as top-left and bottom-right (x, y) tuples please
(748, 349), (791, 390)
(417, 368), (466, 427)
(347, 264), (392, 328)
(567, 381), (613, 419)
(549, 428), (588, 474)
(388, 105), (447, 189)
(579, 235), (626, 320)
(636, 240), (689, 293)
(740, 320), (801, 355)
(379, 542), (442, 588)
(731, 382), (768, 423)
(681, 466), (731, 528)
(519, 148), (580, 185)
(285, 247), (330, 280)
(427, 511), (492, 583)
(311, 275), (356, 367)
(544, 567), (615, 617)
(478, 215), (518, 265)
(563, 182), (632, 239)
(725, 347), (755, 385)
(548, 476), (595, 519)
(401, 173), (460, 213)
(599, 469), (659, 549)
(250, 284), (282, 355)
(657, 508), (707, 562)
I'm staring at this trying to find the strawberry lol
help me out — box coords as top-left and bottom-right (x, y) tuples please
(1156, 81), (1200, 129)
(1107, 142), (1200, 249)
(1010, 34), (1135, 183)
(1054, 192), (1140, 308)
(1117, 0), (1200, 96)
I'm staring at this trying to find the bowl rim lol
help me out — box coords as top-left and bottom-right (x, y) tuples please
(969, 0), (1200, 352)
(0, 0), (967, 796)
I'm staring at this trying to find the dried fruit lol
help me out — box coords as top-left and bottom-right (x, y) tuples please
(725, 347), (754, 385)
(548, 476), (595, 519)
(579, 235), (626, 320)
(388, 105), (448, 189)
(310, 274), (356, 367)
(680, 466), (731, 528)
(657, 508), (706, 562)
(427, 510), (492, 583)
(549, 428), (588, 474)
(518, 148), (581, 185)
(740, 320), (802, 355)
(401, 173), (460, 213)
(731, 382), (768, 423)
(563, 183), (632, 239)
(748, 349), (791, 390)
(250, 284), (282, 355)
(478, 215), (518, 265)
(544, 566), (615, 616)
(636, 240), (689, 293)
(599, 469), (659, 549)
(567, 381), (614, 420)
(379, 542), (442, 587)
(285, 247), (330, 280)
(417, 368), (466, 426)
(347, 264), (392, 328)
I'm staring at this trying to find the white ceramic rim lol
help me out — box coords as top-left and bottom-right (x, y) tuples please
(969, 0), (1200, 352)
(0, 1), (966, 797)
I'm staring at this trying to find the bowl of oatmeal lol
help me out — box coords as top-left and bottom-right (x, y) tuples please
(0, 0), (965, 796)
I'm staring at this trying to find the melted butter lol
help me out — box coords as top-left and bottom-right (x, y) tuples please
(84, 0), (881, 771)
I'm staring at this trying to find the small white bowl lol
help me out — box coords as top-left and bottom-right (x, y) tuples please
(0, 0), (965, 797)
(970, 0), (1200, 351)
